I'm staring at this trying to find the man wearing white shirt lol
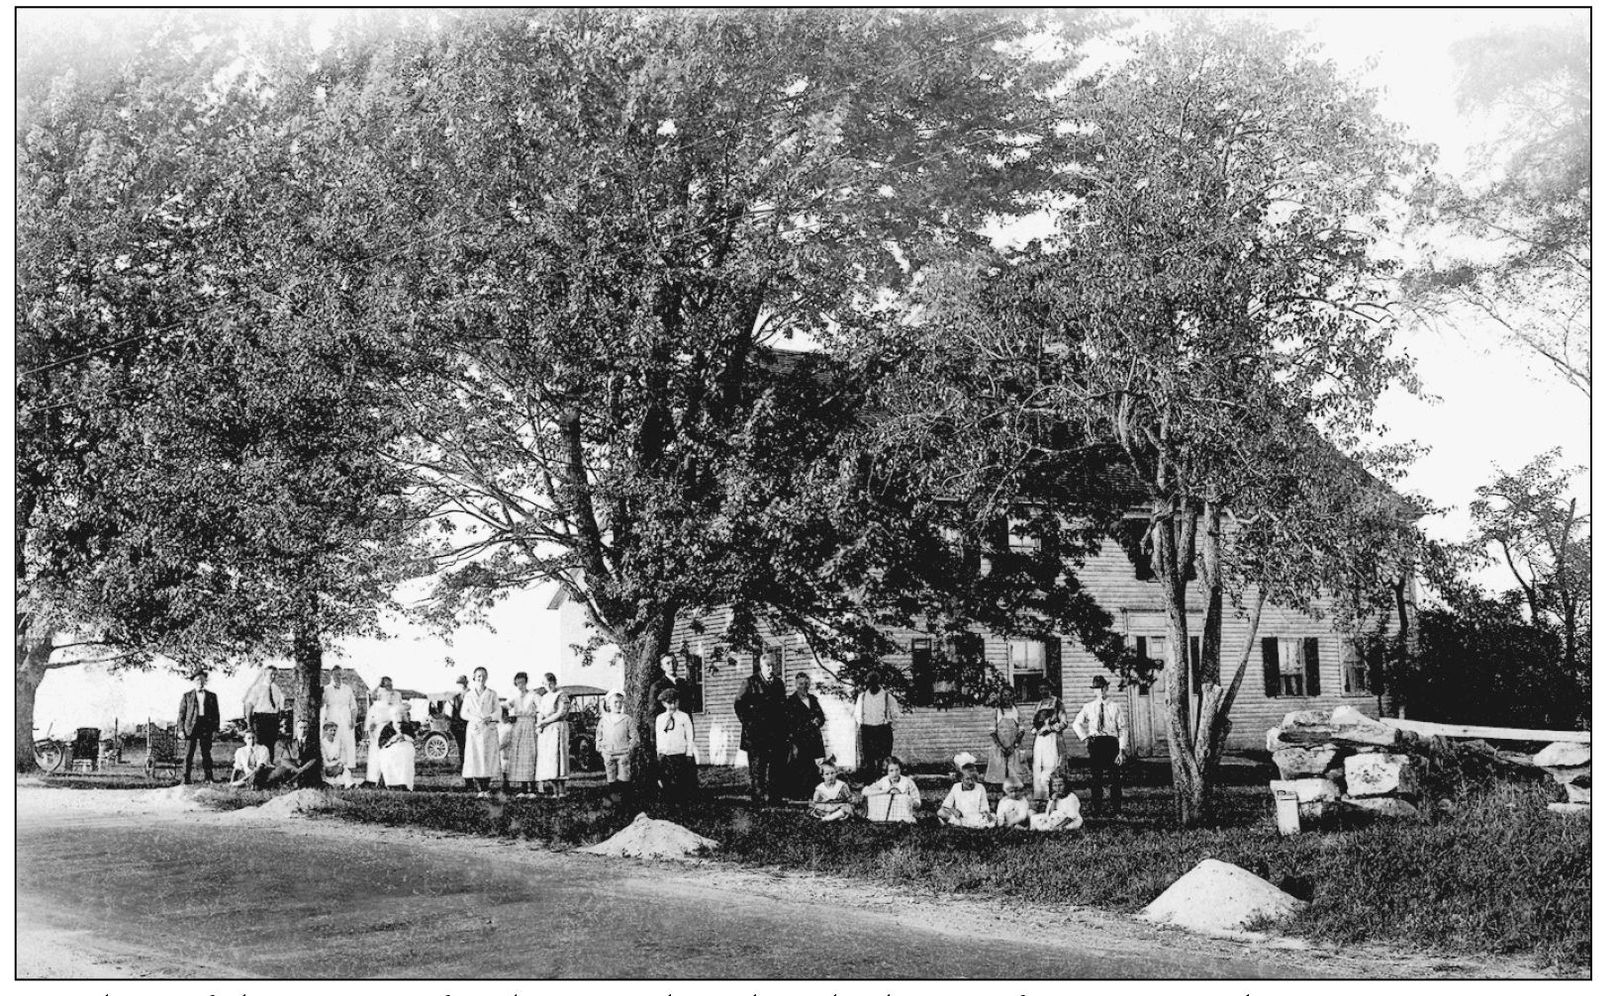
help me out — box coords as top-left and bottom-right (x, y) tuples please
(229, 730), (273, 789)
(853, 675), (900, 781)
(1073, 674), (1129, 816)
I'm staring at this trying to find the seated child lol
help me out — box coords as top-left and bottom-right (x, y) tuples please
(937, 752), (993, 829)
(861, 756), (922, 823)
(1029, 771), (1084, 831)
(810, 759), (855, 821)
(995, 777), (1032, 828)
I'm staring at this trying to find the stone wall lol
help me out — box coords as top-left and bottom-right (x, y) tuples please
(1266, 706), (1591, 829)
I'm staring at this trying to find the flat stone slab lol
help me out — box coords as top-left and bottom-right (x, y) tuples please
(1140, 858), (1305, 935)
(1271, 778), (1342, 806)
(1273, 744), (1342, 779)
(1548, 802), (1590, 816)
(1326, 705), (1398, 747)
(1344, 752), (1420, 797)
(1534, 741), (1591, 769)
(1341, 796), (1420, 819)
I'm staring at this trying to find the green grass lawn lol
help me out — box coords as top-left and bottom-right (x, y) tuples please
(41, 750), (1589, 973)
(201, 764), (1589, 974)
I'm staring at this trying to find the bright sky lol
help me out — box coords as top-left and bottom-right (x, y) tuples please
(31, 6), (1592, 734)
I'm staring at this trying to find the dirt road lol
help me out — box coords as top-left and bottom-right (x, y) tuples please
(15, 786), (1539, 980)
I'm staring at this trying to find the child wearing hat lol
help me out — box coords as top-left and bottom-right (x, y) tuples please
(937, 752), (993, 828)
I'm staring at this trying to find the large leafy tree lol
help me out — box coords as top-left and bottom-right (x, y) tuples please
(299, 8), (1095, 758)
(1467, 449), (1589, 680)
(1404, 19), (1590, 395)
(876, 18), (1428, 825)
(16, 13), (424, 774)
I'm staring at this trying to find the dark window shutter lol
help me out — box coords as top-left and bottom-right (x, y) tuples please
(1262, 637), (1281, 697)
(911, 639), (934, 706)
(1190, 636), (1203, 684)
(993, 514), (1011, 550)
(1135, 636), (1149, 670)
(961, 527), (982, 579)
(1043, 636), (1062, 699)
(1304, 638), (1321, 697)
(1122, 520), (1155, 580)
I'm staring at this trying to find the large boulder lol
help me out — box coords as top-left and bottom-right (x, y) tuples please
(1265, 727), (1284, 753)
(1341, 796), (1420, 819)
(1326, 706), (1398, 747)
(1273, 744), (1342, 779)
(1344, 752), (1421, 797)
(1534, 741), (1591, 769)
(1276, 709), (1336, 745)
(1139, 858), (1305, 935)
(1564, 781), (1591, 804)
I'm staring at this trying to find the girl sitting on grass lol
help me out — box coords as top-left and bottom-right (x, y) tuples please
(995, 777), (1032, 828)
(810, 759), (855, 821)
(861, 756), (922, 823)
(937, 752), (993, 828)
(1028, 771), (1084, 831)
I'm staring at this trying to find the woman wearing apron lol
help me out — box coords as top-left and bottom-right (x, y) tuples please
(459, 666), (501, 796)
(536, 672), (571, 798)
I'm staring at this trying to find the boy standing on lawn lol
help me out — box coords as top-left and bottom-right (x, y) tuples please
(1073, 675), (1129, 816)
(596, 690), (636, 798)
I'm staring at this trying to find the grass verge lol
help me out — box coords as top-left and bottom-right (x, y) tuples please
(215, 771), (1591, 974)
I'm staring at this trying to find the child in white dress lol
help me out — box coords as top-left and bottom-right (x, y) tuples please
(1030, 706), (1062, 802)
(810, 760), (855, 821)
(862, 756), (923, 823)
(1029, 771), (1084, 831)
(995, 778), (1032, 828)
(938, 752), (993, 829)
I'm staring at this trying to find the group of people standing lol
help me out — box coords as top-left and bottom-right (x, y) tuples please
(455, 667), (572, 798)
(733, 657), (841, 803)
(984, 675), (1130, 816)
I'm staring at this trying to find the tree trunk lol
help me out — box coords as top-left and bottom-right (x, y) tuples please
(1152, 496), (1203, 826)
(620, 606), (678, 792)
(15, 629), (53, 773)
(291, 615), (324, 787)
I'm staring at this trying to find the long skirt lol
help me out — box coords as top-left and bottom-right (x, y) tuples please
(537, 719), (569, 781)
(365, 726), (385, 783)
(462, 720), (500, 779)
(322, 721), (356, 769)
(378, 740), (416, 790)
(507, 715), (538, 781)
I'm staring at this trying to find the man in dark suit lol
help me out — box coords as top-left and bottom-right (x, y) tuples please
(177, 670), (220, 784)
(448, 675), (469, 781)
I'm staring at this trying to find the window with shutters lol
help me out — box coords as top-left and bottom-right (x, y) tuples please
(910, 638), (935, 706)
(1112, 518), (1194, 581)
(1007, 638), (1047, 701)
(1342, 640), (1371, 694)
(1263, 636), (1321, 697)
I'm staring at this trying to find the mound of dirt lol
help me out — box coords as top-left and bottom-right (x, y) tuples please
(224, 788), (349, 821)
(579, 812), (717, 860)
(130, 784), (220, 813)
(1140, 858), (1305, 935)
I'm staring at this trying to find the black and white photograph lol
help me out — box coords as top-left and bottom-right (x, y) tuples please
(10, 3), (1595, 986)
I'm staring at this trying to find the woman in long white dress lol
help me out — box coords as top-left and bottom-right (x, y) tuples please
(460, 666), (501, 796)
(506, 672), (541, 797)
(535, 672), (571, 798)
(376, 704), (417, 791)
(363, 695), (394, 785)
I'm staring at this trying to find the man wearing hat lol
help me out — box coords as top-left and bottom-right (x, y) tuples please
(448, 675), (470, 778)
(1073, 675), (1130, 815)
(176, 670), (220, 784)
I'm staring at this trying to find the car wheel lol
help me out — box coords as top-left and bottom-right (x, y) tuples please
(422, 732), (450, 762)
